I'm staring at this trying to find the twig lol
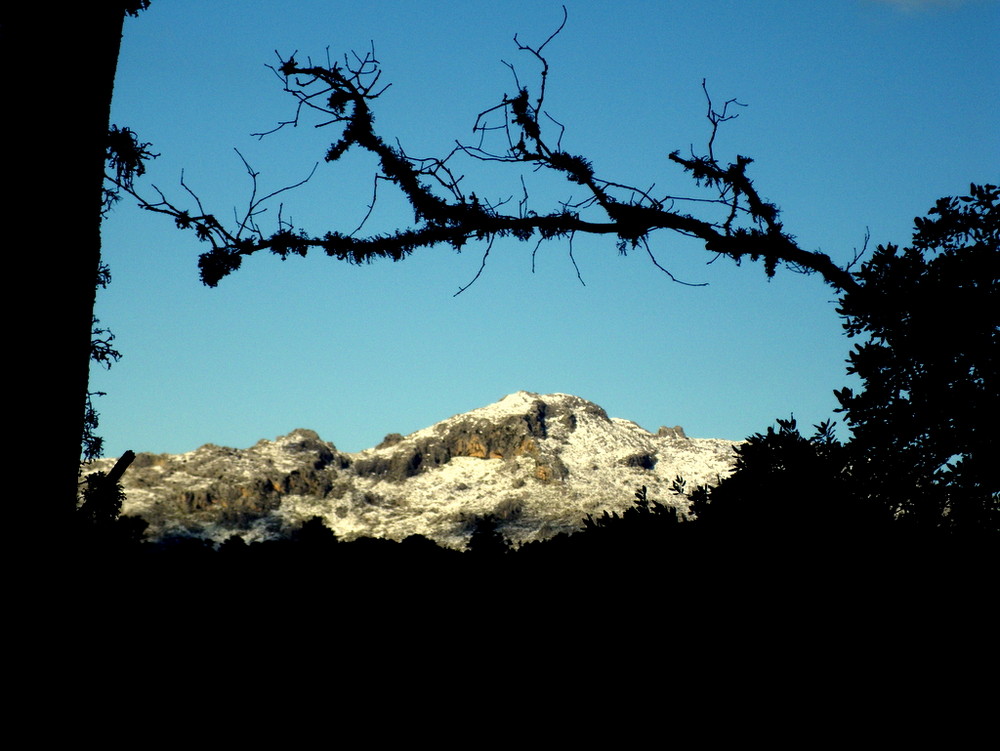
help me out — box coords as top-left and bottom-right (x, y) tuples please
(454, 236), (495, 296)
(641, 237), (708, 287)
(567, 231), (585, 285)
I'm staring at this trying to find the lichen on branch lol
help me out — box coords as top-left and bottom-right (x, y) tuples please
(112, 7), (860, 294)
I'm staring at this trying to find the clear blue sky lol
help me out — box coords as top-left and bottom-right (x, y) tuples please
(93, 0), (999, 457)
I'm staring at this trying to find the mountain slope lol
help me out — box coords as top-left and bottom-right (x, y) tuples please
(88, 391), (739, 548)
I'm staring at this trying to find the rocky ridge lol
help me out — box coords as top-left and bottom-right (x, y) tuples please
(87, 391), (739, 549)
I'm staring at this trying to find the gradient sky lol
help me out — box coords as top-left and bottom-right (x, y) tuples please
(93, 0), (999, 457)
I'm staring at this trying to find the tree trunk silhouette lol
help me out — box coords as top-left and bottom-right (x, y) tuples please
(4, 4), (141, 533)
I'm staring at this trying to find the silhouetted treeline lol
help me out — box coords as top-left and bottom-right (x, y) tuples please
(65, 474), (996, 591)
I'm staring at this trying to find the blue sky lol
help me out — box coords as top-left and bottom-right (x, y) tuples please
(93, 0), (999, 457)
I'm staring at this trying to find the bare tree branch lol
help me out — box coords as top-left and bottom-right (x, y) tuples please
(115, 9), (861, 295)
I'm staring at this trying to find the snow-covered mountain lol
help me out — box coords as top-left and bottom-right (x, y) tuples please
(87, 391), (739, 548)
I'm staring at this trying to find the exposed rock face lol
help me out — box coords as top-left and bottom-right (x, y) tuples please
(658, 425), (688, 440)
(349, 394), (601, 486)
(86, 392), (738, 549)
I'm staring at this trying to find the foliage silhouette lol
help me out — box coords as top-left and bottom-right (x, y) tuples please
(75, 119), (159, 528)
(465, 514), (513, 559)
(684, 418), (876, 545)
(834, 183), (998, 536)
(581, 485), (681, 541)
(76, 471), (149, 553)
(82, 265), (123, 464)
(84, 116), (158, 465)
(678, 185), (998, 548)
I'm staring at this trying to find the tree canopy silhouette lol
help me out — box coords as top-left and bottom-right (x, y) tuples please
(684, 184), (998, 541)
(835, 183), (998, 535)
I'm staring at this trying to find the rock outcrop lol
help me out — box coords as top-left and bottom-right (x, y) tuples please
(657, 425), (688, 440)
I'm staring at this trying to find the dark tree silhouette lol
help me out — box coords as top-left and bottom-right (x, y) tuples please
(835, 183), (999, 535)
(5, 2), (150, 539)
(465, 514), (512, 559)
(684, 418), (877, 548)
(683, 186), (998, 544)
